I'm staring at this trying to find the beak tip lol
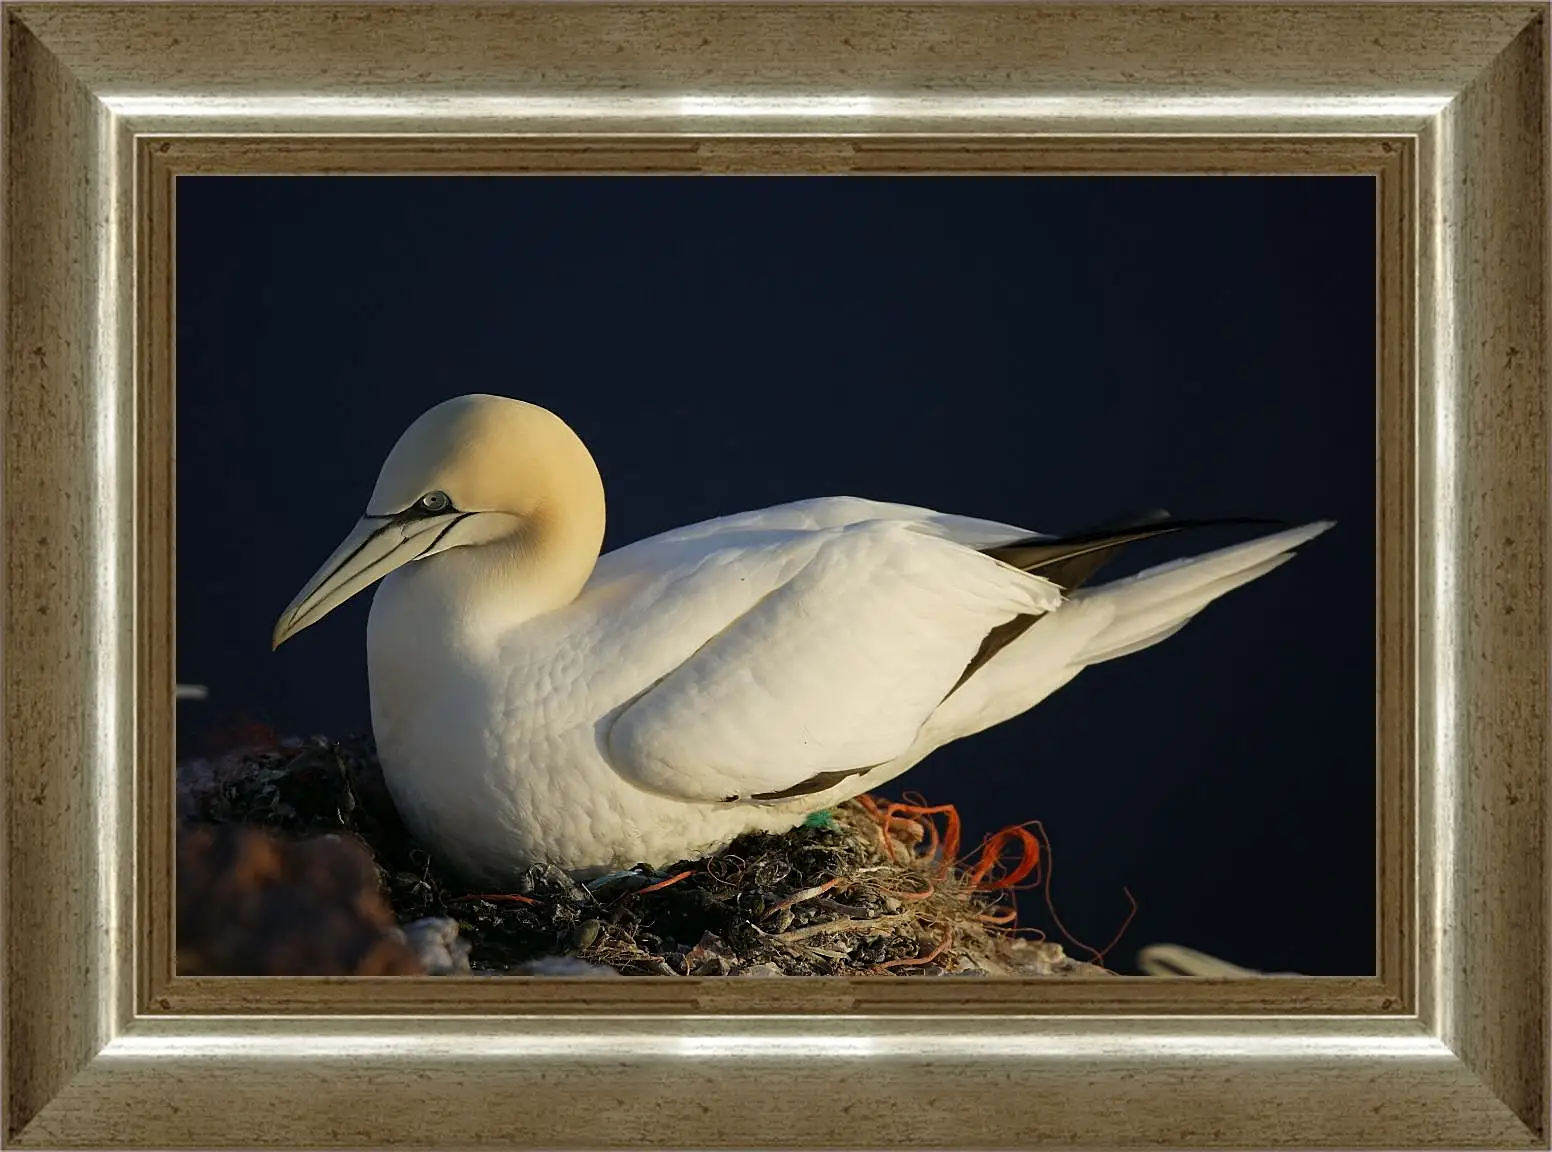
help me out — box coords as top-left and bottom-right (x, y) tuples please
(271, 512), (418, 654)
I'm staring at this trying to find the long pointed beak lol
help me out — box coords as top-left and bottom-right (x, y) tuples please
(272, 512), (462, 649)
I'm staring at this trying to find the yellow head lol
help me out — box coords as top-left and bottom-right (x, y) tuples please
(272, 394), (605, 648)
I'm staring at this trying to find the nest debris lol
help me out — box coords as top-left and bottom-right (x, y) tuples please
(177, 730), (1118, 977)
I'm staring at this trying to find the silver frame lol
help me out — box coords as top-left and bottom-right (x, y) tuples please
(2, 3), (1546, 1147)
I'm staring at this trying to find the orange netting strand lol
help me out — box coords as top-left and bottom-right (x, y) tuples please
(961, 822), (1043, 892)
(858, 792), (1042, 893)
(876, 800), (962, 877)
(974, 906), (1019, 927)
(873, 925), (954, 971)
(855, 794), (1141, 970)
(1045, 882), (1139, 969)
(632, 869), (695, 897)
(453, 866), (697, 910)
(1093, 888), (1140, 968)
(1019, 816), (1139, 969)
(762, 876), (843, 918)
(875, 876), (936, 901)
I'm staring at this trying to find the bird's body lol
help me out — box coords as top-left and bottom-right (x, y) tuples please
(274, 396), (1332, 885)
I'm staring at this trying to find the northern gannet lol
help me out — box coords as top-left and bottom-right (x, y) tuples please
(272, 394), (1331, 885)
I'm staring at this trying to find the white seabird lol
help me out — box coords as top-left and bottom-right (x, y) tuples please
(272, 393), (1332, 885)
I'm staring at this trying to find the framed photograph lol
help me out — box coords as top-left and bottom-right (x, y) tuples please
(172, 169), (1376, 986)
(3, 2), (1546, 1148)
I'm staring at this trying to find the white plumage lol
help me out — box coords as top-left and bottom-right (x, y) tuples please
(273, 395), (1331, 884)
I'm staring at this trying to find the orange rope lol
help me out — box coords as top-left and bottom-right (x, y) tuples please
(763, 876), (843, 917)
(975, 906), (1019, 926)
(875, 876), (936, 902)
(878, 800), (961, 877)
(632, 869), (695, 896)
(962, 823), (1043, 892)
(1021, 819), (1138, 969)
(1090, 888), (1140, 968)
(854, 792), (1140, 965)
(874, 926), (954, 971)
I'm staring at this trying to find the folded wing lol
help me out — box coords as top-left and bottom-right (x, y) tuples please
(603, 519), (1061, 804)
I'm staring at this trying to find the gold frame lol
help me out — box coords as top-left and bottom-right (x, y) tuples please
(2, 2), (1546, 1147)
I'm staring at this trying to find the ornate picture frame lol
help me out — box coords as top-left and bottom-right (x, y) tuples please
(3, 3), (1546, 1146)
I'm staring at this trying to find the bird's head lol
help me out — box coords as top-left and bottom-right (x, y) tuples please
(272, 393), (605, 649)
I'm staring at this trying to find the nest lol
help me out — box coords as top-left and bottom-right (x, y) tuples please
(178, 731), (1116, 977)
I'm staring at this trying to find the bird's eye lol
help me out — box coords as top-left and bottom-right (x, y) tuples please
(419, 491), (451, 513)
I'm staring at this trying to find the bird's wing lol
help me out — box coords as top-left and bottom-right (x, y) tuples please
(590, 496), (1041, 587)
(601, 518), (1062, 805)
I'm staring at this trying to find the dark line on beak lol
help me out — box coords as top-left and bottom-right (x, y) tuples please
(320, 520), (399, 590)
(421, 512), (470, 555)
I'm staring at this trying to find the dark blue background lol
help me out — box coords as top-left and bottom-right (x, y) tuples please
(177, 175), (1375, 975)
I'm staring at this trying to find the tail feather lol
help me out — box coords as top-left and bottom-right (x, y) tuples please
(918, 517), (1333, 750)
(1069, 520), (1331, 666)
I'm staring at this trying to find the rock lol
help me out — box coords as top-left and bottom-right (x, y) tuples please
(733, 962), (787, 977)
(519, 861), (591, 904)
(569, 919), (604, 953)
(997, 937), (1115, 978)
(508, 955), (621, 977)
(395, 916), (472, 975)
(176, 823), (423, 976)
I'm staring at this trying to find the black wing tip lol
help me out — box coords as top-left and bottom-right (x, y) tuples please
(1079, 510), (1289, 534)
(1047, 514), (1289, 551)
(1090, 507), (1173, 531)
(985, 512), (1311, 593)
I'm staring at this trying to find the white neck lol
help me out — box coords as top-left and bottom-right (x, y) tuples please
(474, 499), (606, 623)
